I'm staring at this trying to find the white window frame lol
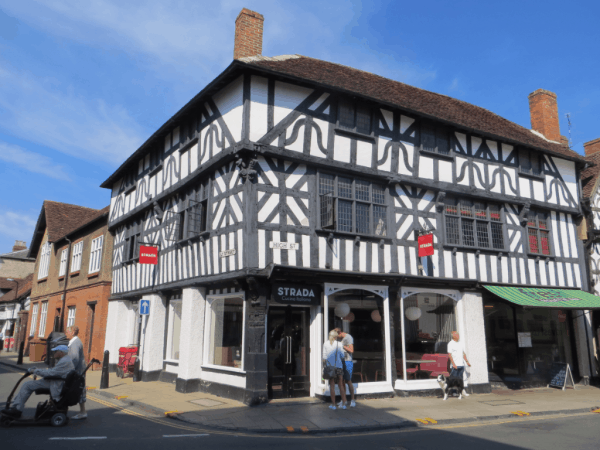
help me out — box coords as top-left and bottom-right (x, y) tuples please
(202, 293), (246, 373)
(38, 243), (51, 279)
(59, 248), (69, 277)
(164, 299), (182, 362)
(395, 287), (461, 391)
(88, 235), (104, 274)
(67, 306), (76, 328)
(29, 303), (38, 336)
(71, 241), (83, 273)
(38, 302), (48, 337)
(322, 283), (392, 395)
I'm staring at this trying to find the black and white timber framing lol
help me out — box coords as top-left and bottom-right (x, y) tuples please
(105, 61), (587, 296)
(102, 55), (594, 402)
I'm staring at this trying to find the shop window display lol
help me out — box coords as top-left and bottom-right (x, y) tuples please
(166, 300), (182, 361)
(327, 290), (386, 383)
(483, 298), (577, 382)
(395, 294), (457, 381)
(205, 296), (244, 369)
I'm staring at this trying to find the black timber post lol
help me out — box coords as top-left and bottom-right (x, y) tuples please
(243, 279), (269, 405)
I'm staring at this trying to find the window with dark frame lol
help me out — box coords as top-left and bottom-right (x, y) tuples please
(444, 198), (505, 249)
(338, 100), (372, 135)
(519, 149), (542, 177)
(176, 180), (209, 242)
(124, 222), (141, 263)
(420, 122), (450, 155)
(527, 211), (551, 255)
(319, 173), (387, 237)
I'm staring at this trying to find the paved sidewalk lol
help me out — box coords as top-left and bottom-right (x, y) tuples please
(2, 352), (600, 434)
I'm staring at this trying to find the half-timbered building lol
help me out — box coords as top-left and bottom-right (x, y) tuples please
(102, 9), (597, 404)
(581, 137), (600, 377)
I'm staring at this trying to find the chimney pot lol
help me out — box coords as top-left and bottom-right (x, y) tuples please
(234, 8), (264, 60)
(584, 138), (600, 157)
(12, 240), (26, 252)
(528, 89), (561, 142)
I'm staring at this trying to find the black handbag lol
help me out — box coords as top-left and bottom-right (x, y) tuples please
(322, 342), (343, 380)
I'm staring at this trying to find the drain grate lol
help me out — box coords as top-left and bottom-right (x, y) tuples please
(189, 398), (225, 407)
(479, 399), (524, 406)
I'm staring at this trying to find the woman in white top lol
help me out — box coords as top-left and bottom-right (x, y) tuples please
(322, 330), (347, 410)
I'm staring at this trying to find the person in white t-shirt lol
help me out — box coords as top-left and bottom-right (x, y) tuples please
(447, 331), (471, 397)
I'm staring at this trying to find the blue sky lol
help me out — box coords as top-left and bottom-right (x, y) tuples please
(0, 0), (599, 254)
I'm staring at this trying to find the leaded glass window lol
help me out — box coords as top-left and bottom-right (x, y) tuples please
(444, 198), (505, 249)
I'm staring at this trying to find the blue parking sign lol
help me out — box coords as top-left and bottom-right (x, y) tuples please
(140, 299), (150, 315)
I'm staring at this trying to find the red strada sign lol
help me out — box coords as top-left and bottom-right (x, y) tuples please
(139, 245), (159, 265)
(418, 233), (434, 257)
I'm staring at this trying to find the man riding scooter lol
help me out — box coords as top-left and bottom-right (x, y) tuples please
(3, 345), (74, 418)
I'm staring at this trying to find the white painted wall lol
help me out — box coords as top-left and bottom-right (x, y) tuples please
(178, 287), (207, 381)
(139, 293), (166, 374)
(456, 292), (489, 386)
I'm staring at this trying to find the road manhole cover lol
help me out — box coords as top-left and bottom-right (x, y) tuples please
(190, 398), (225, 407)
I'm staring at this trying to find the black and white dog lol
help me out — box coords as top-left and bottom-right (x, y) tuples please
(437, 374), (464, 400)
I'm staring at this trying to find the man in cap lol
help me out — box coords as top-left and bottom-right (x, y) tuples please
(66, 326), (87, 419)
(2, 345), (74, 418)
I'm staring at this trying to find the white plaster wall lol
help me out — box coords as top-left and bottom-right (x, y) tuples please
(456, 292), (489, 386)
(139, 294), (167, 373)
(178, 287), (207, 381)
(573, 310), (595, 378)
(103, 300), (132, 365)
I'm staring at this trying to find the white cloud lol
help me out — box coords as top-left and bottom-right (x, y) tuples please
(0, 141), (71, 180)
(0, 210), (37, 244)
(0, 64), (146, 166)
(1, 1), (437, 87)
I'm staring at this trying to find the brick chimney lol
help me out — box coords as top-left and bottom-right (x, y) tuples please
(584, 138), (600, 157)
(12, 240), (26, 252)
(234, 8), (264, 60)
(528, 89), (561, 142)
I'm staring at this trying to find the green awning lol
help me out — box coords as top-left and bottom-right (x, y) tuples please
(483, 286), (600, 309)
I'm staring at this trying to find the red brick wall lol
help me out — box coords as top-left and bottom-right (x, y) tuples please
(26, 282), (110, 366)
(528, 89), (561, 142)
(584, 137), (600, 156)
(233, 8), (264, 60)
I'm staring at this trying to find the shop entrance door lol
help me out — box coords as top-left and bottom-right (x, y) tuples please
(267, 306), (310, 399)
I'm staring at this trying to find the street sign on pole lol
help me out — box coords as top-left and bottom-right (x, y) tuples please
(140, 300), (150, 315)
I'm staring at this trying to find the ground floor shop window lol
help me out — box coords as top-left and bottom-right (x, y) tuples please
(165, 298), (182, 361)
(395, 293), (457, 381)
(484, 297), (577, 382)
(326, 288), (387, 383)
(204, 294), (245, 370)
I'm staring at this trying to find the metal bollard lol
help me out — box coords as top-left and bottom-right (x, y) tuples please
(17, 341), (24, 365)
(133, 356), (141, 382)
(100, 350), (109, 389)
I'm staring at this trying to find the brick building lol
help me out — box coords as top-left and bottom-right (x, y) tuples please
(25, 201), (112, 365)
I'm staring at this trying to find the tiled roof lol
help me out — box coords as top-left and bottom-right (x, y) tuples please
(582, 153), (600, 199)
(44, 201), (103, 243)
(240, 55), (584, 162)
(0, 274), (33, 303)
(0, 248), (34, 261)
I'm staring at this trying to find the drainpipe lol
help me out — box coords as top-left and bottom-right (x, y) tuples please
(59, 237), (72, 332)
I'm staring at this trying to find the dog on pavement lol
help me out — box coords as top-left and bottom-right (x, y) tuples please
(437, 374), (464, 400)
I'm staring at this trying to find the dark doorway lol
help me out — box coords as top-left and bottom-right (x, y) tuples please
(87, 303), (96, 358)
(267, 306), (310, 399)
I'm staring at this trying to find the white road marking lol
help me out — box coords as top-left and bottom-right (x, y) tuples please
(49, 437), (107, 440)
(162, 434), (210, 438)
